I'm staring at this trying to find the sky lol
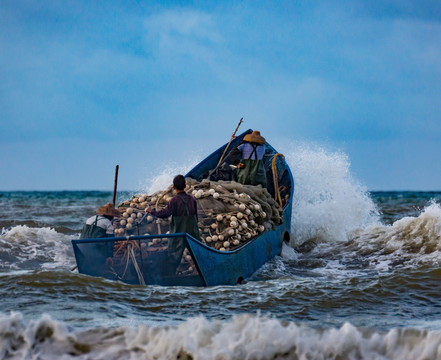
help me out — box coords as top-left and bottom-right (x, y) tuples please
(1, 0), (440, 191)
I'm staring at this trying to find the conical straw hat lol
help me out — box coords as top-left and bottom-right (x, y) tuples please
(243, 130), (266, 144)
(97, 203), (120, 217)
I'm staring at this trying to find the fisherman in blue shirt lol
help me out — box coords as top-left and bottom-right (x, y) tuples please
(230, 130), (267, 188)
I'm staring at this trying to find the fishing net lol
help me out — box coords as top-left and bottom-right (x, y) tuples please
(113, 178), (284, 252)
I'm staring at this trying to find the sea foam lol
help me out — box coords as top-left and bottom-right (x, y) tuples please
(0, 225), (75, 270)
(0, 312), (440, 360)
(348, 201), (441, 270)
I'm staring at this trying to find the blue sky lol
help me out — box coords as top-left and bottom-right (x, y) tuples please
(1, 0), (440, 191)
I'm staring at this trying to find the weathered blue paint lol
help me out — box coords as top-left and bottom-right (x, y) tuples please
(72, 129), (294, 286)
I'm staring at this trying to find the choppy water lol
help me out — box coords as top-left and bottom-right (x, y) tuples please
(1, 148), (441, 359)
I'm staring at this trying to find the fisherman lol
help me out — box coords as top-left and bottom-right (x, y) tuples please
(80, 203), (119, 239)
(145, 174), (200, 275)
(230, 130), (267, 187)
(80, 203), (120, 273)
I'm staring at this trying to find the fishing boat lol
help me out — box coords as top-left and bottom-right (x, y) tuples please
(72, 129), (294, 286)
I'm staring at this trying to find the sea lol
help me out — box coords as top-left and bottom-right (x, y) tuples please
(1, 148), (440, 360)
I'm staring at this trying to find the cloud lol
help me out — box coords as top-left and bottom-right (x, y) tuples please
(143, 9), (222, 61)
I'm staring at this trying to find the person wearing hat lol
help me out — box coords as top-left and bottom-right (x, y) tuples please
(145, 174), (200, 275)
(80, 203), (120, 275)
(80, 203), (120, 239)
(230, 130), (267, 187)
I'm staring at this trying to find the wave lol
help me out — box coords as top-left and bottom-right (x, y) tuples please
(289, 201), (441, 276)
(347, 202), (441, 270)
(0, 220), (76, 234)
(279, 144), (441, 270)
(0, 312), (440, 360)
(0, 225), (75, 270)
(285, 144), (379, 245)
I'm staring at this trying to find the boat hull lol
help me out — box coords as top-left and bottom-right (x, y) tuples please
(187, 203), (291, 285)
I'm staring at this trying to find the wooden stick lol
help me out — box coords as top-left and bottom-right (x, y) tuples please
(208, 118), (243, 178)
(112, 165), (119, 206)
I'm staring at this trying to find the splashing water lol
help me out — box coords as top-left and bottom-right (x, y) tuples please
(285, 144), (379, 246)
(142, 158), (202, 194)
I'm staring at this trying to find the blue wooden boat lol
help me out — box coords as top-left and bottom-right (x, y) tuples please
(72, 129), (294, 286)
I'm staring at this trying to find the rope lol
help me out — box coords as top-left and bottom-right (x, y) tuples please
(128, 244), (146, 285)
(120, 247), (131, 279)
(108, 240), (141, 282)
(155, 185), (173, 208)
(272, 153), (285, 208)
(109, 245), (131, 280)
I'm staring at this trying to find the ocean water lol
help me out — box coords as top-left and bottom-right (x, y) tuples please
(1, 148), (441, 359)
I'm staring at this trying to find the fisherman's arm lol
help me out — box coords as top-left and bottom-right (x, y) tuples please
(229, 144), (242, 165)
(146, 198), (176, 218)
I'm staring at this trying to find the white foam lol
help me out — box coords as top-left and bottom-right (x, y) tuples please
(0, 225), (75, 269)
(1, 312), (440, 360)
(280, 242), (299, 260)
(349, 201), (441, 270)
(285, 143), (379, 246)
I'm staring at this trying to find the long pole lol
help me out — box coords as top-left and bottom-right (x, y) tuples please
(208, 118), (243, 178)
(112, 165), (119, 206)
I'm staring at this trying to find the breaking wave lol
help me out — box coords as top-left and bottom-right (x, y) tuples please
(347, 202), (441, 270)
(290, 200), (441, 274)
(0, 225), (75, 270)
(1, 312), (440, 360)
(285, 144), (379, 246)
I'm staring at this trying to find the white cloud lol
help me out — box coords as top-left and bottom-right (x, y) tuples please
(143, 9), (222, 60)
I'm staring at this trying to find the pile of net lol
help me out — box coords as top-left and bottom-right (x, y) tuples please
(113, 178), (283, 252)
